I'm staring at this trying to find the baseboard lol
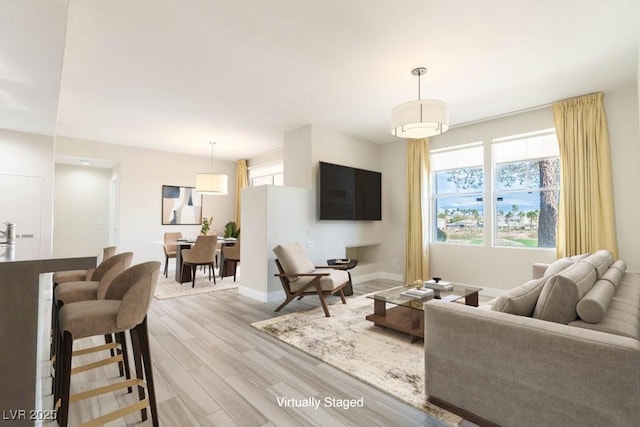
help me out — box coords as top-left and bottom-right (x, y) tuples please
(352, 271), (403, 284)
(351, 271), (381, 284)
(478, 286), (505, 298)
(239, 286), (285, 303)
(380, 271), (403, 282)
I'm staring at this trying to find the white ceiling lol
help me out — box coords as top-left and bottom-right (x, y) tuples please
(2, 0), (639, 161)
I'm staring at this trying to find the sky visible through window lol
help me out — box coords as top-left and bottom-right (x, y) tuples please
(433, 131), (559, 247)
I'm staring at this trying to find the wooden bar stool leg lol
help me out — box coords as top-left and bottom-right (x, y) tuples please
(129, 326), (148, 421)
(58, 331), (73, 427)
(115, 332), (133, 393)
(137, 318), (159, 427)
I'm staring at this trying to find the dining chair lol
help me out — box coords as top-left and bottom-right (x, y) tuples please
(221, 231), (241, 282)
(273, 242), (349, 317)
(163, 232), (183, 277)
(181, 235), (217, 288)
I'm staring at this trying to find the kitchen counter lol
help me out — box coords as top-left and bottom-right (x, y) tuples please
(0, 239), (96, 426)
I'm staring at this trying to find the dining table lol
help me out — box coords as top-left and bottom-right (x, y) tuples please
(171, 237), (236, 283)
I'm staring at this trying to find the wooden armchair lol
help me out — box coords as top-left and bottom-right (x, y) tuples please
(273, 242), (349, 317)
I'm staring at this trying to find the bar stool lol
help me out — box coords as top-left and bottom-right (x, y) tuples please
(51, 252), (133, 386)
(51, 251), (132, 353)
(53, 246), (117, 285)
(56, 261), (160, 427)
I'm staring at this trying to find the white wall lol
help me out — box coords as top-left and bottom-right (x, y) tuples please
(283, 125), (313, 188)
(248, 147), (283, 168)
(605, 84), (640, 269)
(55, 136), (237, 265)
(53, 164), (111, 257)
(286, 125), (384, 278)
(379, 141), (408, 279)
(0, 129), (55, 257)
(239, 185), (312, 301)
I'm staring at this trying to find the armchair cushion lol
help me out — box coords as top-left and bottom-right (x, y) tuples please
(273, 242), (315, 282)
(289, 269), (350, 293)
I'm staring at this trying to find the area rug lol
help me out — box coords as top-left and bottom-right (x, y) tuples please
(251, 296), (463, 426)
(154, 274), (238, 299)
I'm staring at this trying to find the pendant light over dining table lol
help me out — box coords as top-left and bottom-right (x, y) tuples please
(391, 67), (449, 139)
(195, 141), (228, 195)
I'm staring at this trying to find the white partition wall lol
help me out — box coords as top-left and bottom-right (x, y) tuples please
(239, 185), (312, 301)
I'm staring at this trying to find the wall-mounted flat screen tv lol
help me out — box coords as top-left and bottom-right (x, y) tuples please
(319, 161), (381, 220)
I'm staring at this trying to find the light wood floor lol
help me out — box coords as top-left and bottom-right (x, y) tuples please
(44, 277), (453, 427)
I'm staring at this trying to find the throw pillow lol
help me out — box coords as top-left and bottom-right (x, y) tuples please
(601, 264), (625, 289)
(543, 258), (575, 278)
(492, 277), (546, 316)
(580, 250), (614, 279)
(568, 253), (590, 262)
(610, 259), (627, 275)
(533, 262), (597, 324)
(576, 279), (616, 323)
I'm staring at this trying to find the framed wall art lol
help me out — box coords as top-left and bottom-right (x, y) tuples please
(161, 185), (202, 225)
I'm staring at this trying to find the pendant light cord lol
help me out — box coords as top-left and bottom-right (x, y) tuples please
(210, 141), (215, 171)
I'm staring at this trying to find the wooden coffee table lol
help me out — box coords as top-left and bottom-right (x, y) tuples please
(365, 284), (482, 343)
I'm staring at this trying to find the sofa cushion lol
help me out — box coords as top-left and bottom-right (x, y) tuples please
(568, 253), (591, 262)
(540, 253), (590, 278)
(580, 250), (614, 279)
(533, 262), (597, 324)
(492, 278), (546, 316)
(576, 279), (616, 323)
(570, 273), (640, 339)
(273, 242), (315, 282)
(543, 258), (575, 278)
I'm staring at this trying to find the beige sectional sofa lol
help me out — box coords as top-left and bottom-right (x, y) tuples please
(424, 250), (640, 427)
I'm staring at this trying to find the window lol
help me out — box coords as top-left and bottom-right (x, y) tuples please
(431, 144), (484, 245)
(248, 162), (283, 187)
(493, 131), (559, 248)
(429, 130), (560, 249)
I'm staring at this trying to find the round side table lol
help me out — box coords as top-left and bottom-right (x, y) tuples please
(326, 259), (358, 296)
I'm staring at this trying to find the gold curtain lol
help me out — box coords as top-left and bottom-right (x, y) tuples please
(235, 159), (249, 226)
(405, 138), (430, 283)
(552, 92), (618, 258)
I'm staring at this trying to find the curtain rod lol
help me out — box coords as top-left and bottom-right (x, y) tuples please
(450, 91), (603, 129)
(450, 102), (553, 129)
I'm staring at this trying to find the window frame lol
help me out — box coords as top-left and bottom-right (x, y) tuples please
(428, 129), (559, 250)
(248, 161), (284, 187)
(492, 129), (560, 249)
(431, 144), (485, 246)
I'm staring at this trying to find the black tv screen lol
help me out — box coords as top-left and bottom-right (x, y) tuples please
(319, 161), (381, 220)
